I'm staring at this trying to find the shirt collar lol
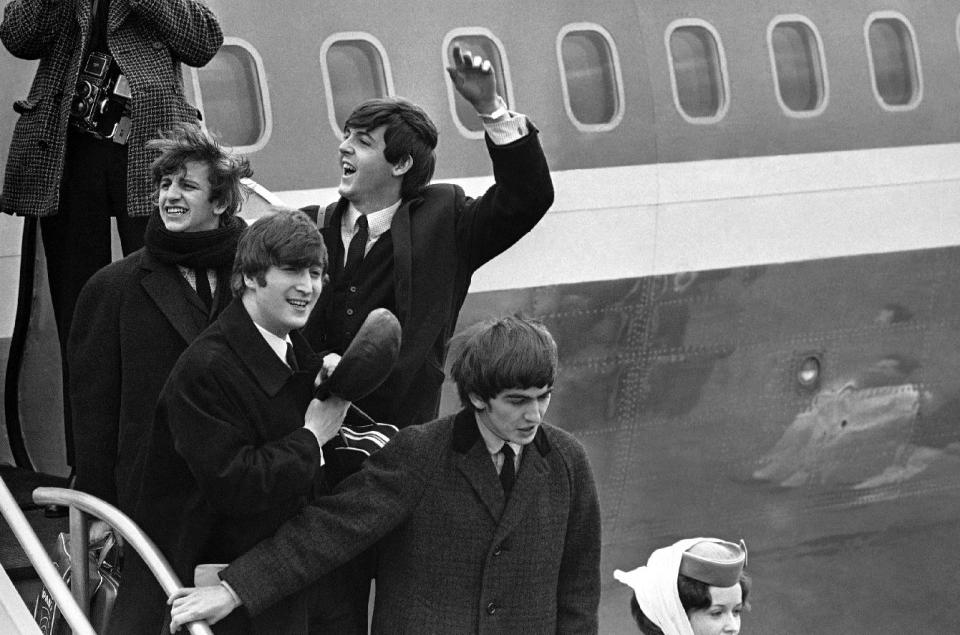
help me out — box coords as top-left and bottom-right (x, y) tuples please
(252, 322), (292, 365)
(344, 200), (401, 239)
(475, 415), (522, 457)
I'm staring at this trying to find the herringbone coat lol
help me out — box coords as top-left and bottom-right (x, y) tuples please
(222, 409), (602, 634)
(0, 0), (222, 217)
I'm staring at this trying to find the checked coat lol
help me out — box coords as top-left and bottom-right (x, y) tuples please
(0, 0), (222, 218)
(222, 409), (602, 634)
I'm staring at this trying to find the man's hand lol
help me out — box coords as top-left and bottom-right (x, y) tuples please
(315, 352), (342, 387)
(88, 519), (113, 545)
(168, 585), (238, 631)
(304, 395), (350, 445)
(446, 45), (501, 115)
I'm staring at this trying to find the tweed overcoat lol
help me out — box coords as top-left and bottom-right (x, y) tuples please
(67, 246), (228, 511)
(304, 128), (554, 429)
(110, 299), (328, 634)
(0, 0), (222, 218)
(222, 408), (602, 634)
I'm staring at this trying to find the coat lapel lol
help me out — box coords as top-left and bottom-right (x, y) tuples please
(139, 253), (208, 344)
(451, 409), (505, 521)
(390, 198), (414, 325)
(494, 436), (552, 543)
(107, 0), (130, 34)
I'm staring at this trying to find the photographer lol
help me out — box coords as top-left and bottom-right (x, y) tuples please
(0, 0), (223, 486)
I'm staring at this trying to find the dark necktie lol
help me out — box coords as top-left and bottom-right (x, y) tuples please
(343, 215), (369, 279)
(195, 268), (212, 311)
(285, 342), (299, 371)
(499, 444), (515, 494)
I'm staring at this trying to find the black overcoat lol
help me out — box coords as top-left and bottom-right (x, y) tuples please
(68, 248), (224, 511)
(110, 299), (328, 634)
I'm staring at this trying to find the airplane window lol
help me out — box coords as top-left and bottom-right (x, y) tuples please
(559, 27), (622, 128)
(445, 35), (510, 133)
(867, 17), (920, 107)
(324, 39), (390, 132)
(195, 43), (267, 148)
(668, 25), (725, 120)
(770, 20), (825, 113)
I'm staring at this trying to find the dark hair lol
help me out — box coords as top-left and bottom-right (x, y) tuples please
(449, 316), (558, 409)
(148, 123), (252, 217)
(627, 573), (752, 633)
(677, 573), (751, 613)
(231, 207), (327, 297)
(629, 596), (665, 635)
(345, 97), (438, 200)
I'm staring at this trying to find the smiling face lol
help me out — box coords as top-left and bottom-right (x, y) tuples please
(687, 584), (743, 635)
(157, 160), (226, 232)
(337, 125), (410, 212)
(242, 264), (324, 338)
(470, 385), (552, 446)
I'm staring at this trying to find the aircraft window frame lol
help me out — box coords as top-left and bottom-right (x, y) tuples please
(189, 36), (272, 153)
(864, 11), (923, 111)
(556, 23), (625, 132)
(767, 15), (829, 118)
(664, 19), (730, 124)
(319, 32), (396, 137)
(441, 28), (514, 140)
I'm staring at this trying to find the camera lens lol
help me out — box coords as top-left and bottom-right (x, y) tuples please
(70, 96), (89, 117)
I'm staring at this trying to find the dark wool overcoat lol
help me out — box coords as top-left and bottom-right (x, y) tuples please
(68, 247), (230, 511)
(110, 299), (329, 634)
(304, 128), (554, 429)
(222, 409), (602, 634)
(0, 0), (222, 218)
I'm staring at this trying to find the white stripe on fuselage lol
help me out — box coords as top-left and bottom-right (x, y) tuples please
(274, 142), (960, 292)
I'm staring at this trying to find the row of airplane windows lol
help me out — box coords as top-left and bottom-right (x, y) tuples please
(190, 11), (935, 150)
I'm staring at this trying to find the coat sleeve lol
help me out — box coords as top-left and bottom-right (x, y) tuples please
(0, 0), (64, 59)
(126, 0), (222, 67)
(220, 428), (433, 616)
(455, 127), (555, 272)
(68, 270), (123, 505)
(164, 363), (323, 516)
(556, 440), (602, 633)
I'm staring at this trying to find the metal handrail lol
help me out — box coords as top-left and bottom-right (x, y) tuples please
(31, 486), (215, 635)
(0, 476), (94, 635)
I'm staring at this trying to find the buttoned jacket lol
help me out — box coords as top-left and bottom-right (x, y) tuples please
(222, 408), (601, 634)
(304, 129), (554, 428)
(0, 0), (221, 217)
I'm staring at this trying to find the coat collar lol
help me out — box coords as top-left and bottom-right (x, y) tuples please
(218, 299), (321, 397)
(451, 407), (552, 457)
(450, 408), (553, 523)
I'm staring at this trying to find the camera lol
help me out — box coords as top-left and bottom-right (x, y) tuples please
(69, 51), (132, 144)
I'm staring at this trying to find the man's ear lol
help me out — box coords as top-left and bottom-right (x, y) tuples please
(468, 393), (487, 411)
(242, 273), (258, 291)
(392, 155), (413, 177)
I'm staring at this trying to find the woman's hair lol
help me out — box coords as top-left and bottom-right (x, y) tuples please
(628, 573), (752, 633)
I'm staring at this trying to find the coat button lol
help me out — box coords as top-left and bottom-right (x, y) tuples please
(486, 602), (497, 615)
(349, 285), (357, 293)
(346, 308), (354, 316)
(152, 40), (165, 50)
